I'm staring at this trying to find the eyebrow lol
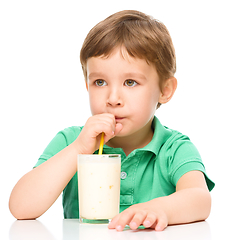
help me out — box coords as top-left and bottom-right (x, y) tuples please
(123, 73), (147, 81)
(88, 72), (106, 80)
(88, 72), (147, 81)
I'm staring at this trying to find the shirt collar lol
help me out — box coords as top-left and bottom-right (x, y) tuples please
(139, 116), (172, 156)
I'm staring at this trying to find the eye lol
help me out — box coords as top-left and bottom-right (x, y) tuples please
(95, 79), (107, 87)
(124, 79), (138, 87)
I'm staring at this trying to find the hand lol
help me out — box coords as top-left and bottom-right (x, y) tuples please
(74, 113), (123, 154)
(108, 201), (168, 231)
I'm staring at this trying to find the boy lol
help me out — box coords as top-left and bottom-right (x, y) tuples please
(9, 10), (214, 231)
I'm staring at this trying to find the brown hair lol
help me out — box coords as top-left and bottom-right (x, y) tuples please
(80, 10), (176, 103)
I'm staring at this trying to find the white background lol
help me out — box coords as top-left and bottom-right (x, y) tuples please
(1, 0), (228, 239)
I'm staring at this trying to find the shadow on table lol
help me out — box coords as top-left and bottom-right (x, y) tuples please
(63, 220), (212, 240)
(9, 220), (56, 240)
(9, 219), (212, 240)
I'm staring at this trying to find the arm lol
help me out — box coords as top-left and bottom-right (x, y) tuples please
(9, 142), (80, 220)
(108, 171), (211, 231)
(9, 113), (122, 220)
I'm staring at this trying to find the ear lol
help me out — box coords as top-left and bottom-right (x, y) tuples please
(158, 77), (177, 104)
(85, 80), (89, 91)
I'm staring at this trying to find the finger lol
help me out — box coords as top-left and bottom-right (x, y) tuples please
(113, 209), (135, 231)
(98, 113), (116, 127)
(95, 114), (116, 139)
(99, 124), (115, 140)
(87, 115), (116, 140)
(129, 210), (148, 230)
(143, 213), (157, 228)
(108, 214), (119, 229)
(155, 215), (168, 231)
(104, 122), (123, 143)
(114, 123), (123, 136)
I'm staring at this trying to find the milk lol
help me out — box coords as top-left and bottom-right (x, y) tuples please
(78, 154), (121, 223)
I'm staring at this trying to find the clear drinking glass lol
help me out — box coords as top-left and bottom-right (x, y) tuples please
(78, 154), (121, 224)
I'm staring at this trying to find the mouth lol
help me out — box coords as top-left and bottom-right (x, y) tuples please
(115, 116), (125, 122)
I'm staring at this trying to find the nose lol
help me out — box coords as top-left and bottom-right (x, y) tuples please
(106, 88), (123, 107)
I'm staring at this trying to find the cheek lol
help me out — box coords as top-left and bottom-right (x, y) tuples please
(136, 90), (159, 109)
(132, 91), (159, 118)
(88, 93), (104, 115)
(89, 98), (98, 115)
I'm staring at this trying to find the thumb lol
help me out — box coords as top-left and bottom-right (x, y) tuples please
(114, 123), (123, 135)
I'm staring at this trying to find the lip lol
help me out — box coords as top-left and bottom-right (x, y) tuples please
(115, 116), (125, 121)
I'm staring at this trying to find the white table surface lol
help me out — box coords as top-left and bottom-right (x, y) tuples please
(7, 219), (217, 240)
(4, 186), (228, 240)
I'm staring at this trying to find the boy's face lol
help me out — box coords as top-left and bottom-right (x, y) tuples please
(86, 47), (162, 137)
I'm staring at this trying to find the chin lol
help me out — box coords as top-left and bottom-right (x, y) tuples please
(115, 129), (133, 138)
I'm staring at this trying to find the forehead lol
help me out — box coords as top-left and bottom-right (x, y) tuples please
(87, 47), (159, 80)
(93, 46), (148, 64)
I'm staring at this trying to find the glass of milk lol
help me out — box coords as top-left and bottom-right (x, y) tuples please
(78, 154), (121, 224)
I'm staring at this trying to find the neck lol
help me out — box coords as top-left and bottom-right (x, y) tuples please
(106, 120), (154, 156)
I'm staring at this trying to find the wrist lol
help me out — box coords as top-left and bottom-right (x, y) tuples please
(71, 137), (94, 155)
(148, 197), (171, 223)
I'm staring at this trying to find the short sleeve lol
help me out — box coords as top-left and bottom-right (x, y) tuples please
(34, 126), (83, 168)
(167, 138), (215, 191)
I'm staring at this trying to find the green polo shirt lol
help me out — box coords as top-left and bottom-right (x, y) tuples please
(34, 116), (214, 218)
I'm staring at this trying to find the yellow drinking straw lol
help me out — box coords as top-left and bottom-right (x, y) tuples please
(98, 132), (104, 155)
